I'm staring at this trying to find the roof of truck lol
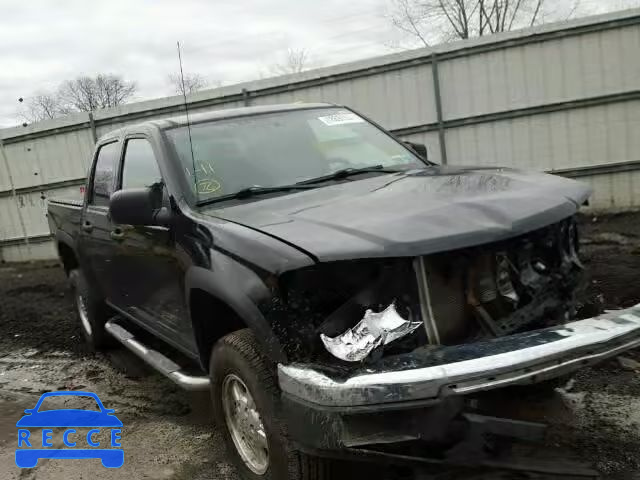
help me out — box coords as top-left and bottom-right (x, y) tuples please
(162, 102), (335, 127)
(99, 102), (336, 141)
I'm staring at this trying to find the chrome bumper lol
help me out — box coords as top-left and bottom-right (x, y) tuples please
(278, 305), (640, 407)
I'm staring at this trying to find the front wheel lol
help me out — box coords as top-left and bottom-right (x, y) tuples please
(69, 269), (111, 352)
(210, 329), (331, 480)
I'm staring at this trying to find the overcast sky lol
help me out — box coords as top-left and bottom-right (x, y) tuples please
(0, 0), (398, 126)
(0, 0), (636, 127)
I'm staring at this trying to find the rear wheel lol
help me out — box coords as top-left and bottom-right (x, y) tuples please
(210, 329), (331, 480)
(69, 269), (111, 351)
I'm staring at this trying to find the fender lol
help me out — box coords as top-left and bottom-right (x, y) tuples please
(185, 263), (288, 366)
(54, 229), (85, 275)
(55, 229), (76, 253)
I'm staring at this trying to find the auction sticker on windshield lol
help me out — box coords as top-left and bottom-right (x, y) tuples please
(15, 391), (124, 468)
(318, 111), (364, 126)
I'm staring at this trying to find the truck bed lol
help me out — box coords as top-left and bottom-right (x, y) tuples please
(47, 197), (84, 244)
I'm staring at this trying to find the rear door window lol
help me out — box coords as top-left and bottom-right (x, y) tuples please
(90, 142), (120, 206)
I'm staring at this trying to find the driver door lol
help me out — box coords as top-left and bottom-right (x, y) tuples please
(108, 136), (193, 353)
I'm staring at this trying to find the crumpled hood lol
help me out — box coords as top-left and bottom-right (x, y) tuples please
(203, 166), (592, 262)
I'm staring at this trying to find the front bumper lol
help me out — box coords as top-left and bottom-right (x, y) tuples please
(279, 305), (640, 408)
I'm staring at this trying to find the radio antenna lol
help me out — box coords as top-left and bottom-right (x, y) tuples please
(176, 41), (198, 193)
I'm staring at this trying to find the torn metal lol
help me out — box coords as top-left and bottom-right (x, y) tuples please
(320, 303), (422, 362)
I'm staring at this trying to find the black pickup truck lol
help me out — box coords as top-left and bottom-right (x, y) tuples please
(48, 103), (640, 479)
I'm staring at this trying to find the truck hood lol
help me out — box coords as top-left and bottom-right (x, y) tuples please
(202, 166), (592, 262)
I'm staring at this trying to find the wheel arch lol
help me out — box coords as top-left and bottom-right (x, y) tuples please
(186, 266), (287, 370)
(56, 231), (78, 275)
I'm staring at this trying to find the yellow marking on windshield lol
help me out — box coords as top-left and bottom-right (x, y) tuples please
(197, 178), (221, 194)
(188, 161), (221, 195)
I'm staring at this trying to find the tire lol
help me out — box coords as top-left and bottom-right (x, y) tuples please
(69, 269), (111, 352)
(210, 329), (331, 480)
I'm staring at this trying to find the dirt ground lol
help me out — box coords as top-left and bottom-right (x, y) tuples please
(0, 267), (232, 479)
(1, 211), (640, 479)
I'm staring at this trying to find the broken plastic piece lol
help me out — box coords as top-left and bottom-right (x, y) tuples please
(320, 303), (422, 362)
(496, 253), (519, 304)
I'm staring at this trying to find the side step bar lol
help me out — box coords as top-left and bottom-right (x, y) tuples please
(105, 320), (210, 391)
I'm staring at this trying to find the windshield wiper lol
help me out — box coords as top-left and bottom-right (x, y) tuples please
(198, 184), (315, 206)
(296, 165), (400, 185)
(198, 166), (401, 206)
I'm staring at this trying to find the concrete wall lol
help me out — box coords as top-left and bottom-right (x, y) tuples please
(2, 8), (640, 262)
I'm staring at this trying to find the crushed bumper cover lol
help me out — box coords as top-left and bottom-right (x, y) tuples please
(279, 305), (640, 408)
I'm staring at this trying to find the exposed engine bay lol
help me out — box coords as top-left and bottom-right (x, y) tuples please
(267, 215), (583, 364)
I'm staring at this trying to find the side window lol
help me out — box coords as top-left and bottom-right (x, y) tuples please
(121, 139), (163, 189)
(91, 142), (120, 206)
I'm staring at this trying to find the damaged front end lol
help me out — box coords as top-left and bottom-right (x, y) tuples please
(268, 214), (640, 470)
(269, 216), (585, 365)
(269, 216), (640, 406)
(413, 215), (584, 346)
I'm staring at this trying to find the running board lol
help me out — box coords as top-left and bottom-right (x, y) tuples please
(105, 320), (210, 391)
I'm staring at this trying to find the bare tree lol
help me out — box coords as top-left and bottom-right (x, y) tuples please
(21, 74), (137, 123)
(23, 93), (66, 122)
(390, 0), (433, 46)
(389, 0), (581, 46)
(270, 48), (311, 75)
(167, 73), (209, 96)
(58, 74), (136, 111)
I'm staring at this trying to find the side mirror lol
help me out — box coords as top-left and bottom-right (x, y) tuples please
(109, 187), (170, 226)
(403, 141), (428, 161)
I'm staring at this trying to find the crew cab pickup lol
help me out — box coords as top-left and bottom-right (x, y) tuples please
(48, 103), (640, 479)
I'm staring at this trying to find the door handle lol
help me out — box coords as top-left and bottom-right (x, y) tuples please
(110, 228), (126, 241)
(82, 221), (93, 233)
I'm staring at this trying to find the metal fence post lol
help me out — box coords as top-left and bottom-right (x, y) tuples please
(242, 88), (251, 106)
(430, 53), (448, 165)
(0, 138), (31, 259)
(88, 112), (98, 144)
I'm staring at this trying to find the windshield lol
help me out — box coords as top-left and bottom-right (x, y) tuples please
(164, 107), (422, 203)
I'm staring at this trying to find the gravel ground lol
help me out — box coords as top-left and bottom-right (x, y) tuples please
(0, 212), (640, 479)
